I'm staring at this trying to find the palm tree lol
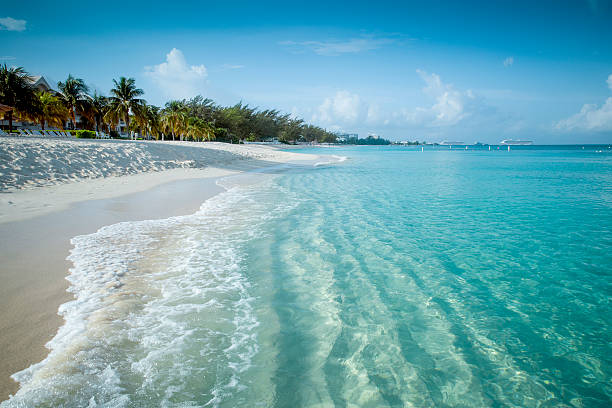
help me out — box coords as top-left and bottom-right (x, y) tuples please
(57, 75), (89, 130)
(35, 91), (69, 130)
(0, 64), (37, 132)
(105, 77), (145, 139)
(161, 100), (187, 141)
(87, 92), (108, 132)
(130, 104), (160, 140)
(186, 117), (216, 141)
(144, 105), (161, 140)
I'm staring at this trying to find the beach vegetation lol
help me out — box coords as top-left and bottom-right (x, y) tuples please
(85, 92), (109, 133)
(34, 91), (70, 130)
(75, 130), (96, 138)
(2, 65), (337, 144)
(161, 100), (187, 141)
(105, 77), (146, 140)
(57, 75), (90, 130)
(0, 64), (38, 131)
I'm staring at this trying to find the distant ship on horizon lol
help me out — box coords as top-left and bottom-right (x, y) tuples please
(500, 139), (533, 145)
(440, 141), (466, 145)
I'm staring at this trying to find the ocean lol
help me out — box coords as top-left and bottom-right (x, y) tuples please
(3, 145), (611, 407)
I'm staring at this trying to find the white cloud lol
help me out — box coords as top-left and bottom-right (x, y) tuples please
(0, 17), (26, 32)
(312, 90), (365, 125)
(503, 56), (514, 67)
(556, 74), (612, 131)
(280, 36), (396, 56)
(403, 70), (476, 126)
(0, 56), (16, 61)
(366, 104), (382, 124)
(145, 48), (208, 99)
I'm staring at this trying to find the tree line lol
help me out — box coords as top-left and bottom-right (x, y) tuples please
(0, 64), (337, 144)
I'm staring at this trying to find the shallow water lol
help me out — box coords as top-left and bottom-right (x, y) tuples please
(3, 146), (611, 407)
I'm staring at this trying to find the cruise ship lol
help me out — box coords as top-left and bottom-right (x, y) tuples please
(440, 141), (466, 145)
(500, 139), (533, 145)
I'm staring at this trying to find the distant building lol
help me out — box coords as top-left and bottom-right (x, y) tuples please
(335, 132), (359, 143)
(28, 76), (55, 93)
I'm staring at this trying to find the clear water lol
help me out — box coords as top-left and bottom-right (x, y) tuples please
(3, 146), (611, 407)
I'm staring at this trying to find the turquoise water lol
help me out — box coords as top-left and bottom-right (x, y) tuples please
(3, 146), (612, 407)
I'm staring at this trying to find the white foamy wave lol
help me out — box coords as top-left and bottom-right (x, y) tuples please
(2, 176), (295, 407)
(313, 155), (348, 167)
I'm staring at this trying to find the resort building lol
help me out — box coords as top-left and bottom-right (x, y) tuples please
(28, 76), (54, 93)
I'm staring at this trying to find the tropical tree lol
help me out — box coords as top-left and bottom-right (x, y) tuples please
(185, 116), (215, 141)
(34, 91), (69, 130)
(184, 95), (216, 122)
(105, 77), (145, 139)
(279, 118), (304, 143)
(144, 105), (162, 140)
(161, 100), (187, 141)
(0, 64), (37, 131)
(131, 104), (161, 140)
(57, 74), (89, 130)
(86, 92), (109, 132)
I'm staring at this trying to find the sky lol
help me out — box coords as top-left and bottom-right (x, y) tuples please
(1, 0), (612, 143)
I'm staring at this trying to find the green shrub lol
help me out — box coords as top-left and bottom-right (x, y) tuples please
(76, 130), (96, 139)
(110, 130), (120, 139)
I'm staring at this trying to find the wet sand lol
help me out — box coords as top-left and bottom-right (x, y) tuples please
(1, 172), (235, 400)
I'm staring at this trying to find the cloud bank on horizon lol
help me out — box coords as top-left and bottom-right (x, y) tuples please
(556, 74), (612, 132)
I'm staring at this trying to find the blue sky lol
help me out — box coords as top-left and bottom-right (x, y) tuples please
(2, 0), (611, 143)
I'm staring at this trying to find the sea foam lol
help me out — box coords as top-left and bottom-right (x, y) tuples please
(2, 174), (293, 408)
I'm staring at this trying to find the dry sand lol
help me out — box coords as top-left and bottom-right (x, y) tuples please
(0, 137), (315, 400)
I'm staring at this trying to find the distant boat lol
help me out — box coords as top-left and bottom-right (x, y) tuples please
(500, 139), (533, 145)
(440, 141), (465, 145)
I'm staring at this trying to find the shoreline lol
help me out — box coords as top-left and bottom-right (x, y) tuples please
(0, 142), (319, 401)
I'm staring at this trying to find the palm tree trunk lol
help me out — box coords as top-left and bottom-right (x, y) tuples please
(41, 119), (45, 131)
(71, 107), (76, 130)
(125, 115), (130, 140)
(8, 110), (13, 132)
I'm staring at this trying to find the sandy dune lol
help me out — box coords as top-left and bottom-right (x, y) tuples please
(0, 138), (306, 191)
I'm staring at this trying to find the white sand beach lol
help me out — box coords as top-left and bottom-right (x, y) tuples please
(0, 137), (315, 400)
